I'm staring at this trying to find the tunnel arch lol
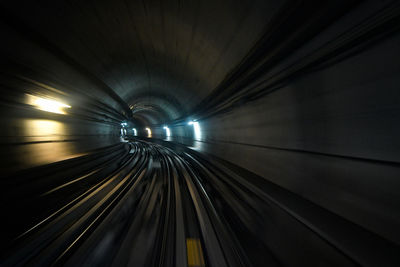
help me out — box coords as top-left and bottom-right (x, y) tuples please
(128, 91), (187, 121)
(0, 0), (279, 126)
(1, 1), (400, 266)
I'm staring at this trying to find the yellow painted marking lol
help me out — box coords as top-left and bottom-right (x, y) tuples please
(186, 238), (205, 267)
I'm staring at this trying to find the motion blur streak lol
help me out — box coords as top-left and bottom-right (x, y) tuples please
(1, 140), (272, 266)
(1, 0), (400, 266)
(26, 94), (71, 114)
(24, 119), (64, 139)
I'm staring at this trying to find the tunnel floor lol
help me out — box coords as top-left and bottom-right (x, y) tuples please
(1, 139), (280, 266)
(0, 139), (397, 267)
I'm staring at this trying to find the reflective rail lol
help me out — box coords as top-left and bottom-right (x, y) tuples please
(0, 139), (398, 266)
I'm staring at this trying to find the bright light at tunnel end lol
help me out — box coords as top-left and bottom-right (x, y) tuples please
(188, 120), (201, 140)
(132, 128), (137, 136)
(145, 127), (152, 138)
(163, 126), (171, 137)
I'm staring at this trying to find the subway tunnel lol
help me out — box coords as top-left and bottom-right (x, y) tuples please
(0, 0), (399, 266)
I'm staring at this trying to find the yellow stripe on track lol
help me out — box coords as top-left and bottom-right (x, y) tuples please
(186, 238), (205, 267)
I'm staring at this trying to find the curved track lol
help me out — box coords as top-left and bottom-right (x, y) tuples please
(1, 140), (267, 266)
(1, 139), (398, 267)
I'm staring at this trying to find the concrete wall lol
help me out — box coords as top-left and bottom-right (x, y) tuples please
(163, 26), (400, 245)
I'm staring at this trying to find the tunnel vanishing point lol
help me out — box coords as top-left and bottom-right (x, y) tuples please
(0, 1), (399, 266)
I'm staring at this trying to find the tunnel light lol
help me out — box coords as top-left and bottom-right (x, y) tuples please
(121, 122), (128, 127)
(188, 120), (201, 140)
(145, 127), (152, 138)
(132, 128), (137, 136)
(27, 94), (71, 114)
(163, 126), (171, 137)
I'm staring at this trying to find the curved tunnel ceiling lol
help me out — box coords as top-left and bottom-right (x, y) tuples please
(2, 0), (400, 265)
(0, 0), (284, 125)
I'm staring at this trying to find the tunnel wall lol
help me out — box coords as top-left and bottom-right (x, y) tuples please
(1, 0), (399, 255)
(0, 104), (121, 175)
(0, 19), (126, 174)
(163, 23), (400, 245)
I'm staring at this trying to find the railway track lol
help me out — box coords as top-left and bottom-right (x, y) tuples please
(1, 139), (397, 266)
(1, 140), (260, 267)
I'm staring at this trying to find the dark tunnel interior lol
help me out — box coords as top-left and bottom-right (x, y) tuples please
(1, 0), (400, 266)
